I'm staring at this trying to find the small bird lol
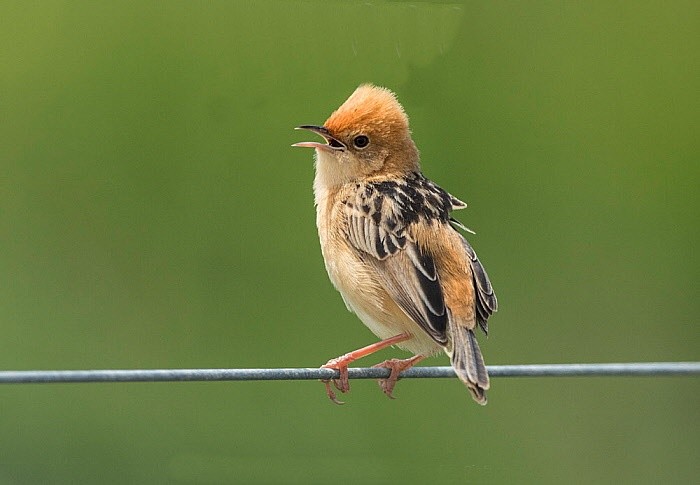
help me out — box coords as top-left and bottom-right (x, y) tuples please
(293, 84), (497, 405)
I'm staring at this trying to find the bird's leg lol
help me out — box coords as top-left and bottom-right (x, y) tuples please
(320, 333), (411, 405)
(373, 354), (426, 399)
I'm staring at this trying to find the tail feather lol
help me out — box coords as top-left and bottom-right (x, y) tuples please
(450, 327), (490, 405)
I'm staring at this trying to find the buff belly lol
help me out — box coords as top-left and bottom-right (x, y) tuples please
(322, 241), (443, 357)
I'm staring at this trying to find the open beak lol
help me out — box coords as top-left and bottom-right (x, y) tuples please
(292, 125), (345, 152)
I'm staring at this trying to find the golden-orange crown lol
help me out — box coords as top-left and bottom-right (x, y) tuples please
(324, 84), (411, 140)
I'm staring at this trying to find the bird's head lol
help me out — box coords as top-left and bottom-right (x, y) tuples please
(294, 84), (420, 187)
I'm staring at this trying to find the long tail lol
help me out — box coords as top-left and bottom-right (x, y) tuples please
(450, 326), (490, 405)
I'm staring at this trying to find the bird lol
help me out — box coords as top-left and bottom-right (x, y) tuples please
(293, 84), (497, 405)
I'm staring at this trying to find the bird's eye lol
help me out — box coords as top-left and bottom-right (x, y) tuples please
(353, 135), (370, 149)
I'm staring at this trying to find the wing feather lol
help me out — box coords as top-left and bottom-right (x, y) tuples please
(344, 186), (449, 344)
(342, 174), (496, 344)
(376, 249), (448, 343)
(461, 237), (498, 334)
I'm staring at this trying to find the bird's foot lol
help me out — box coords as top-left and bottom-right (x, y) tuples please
(373, 355), (425, 399)
(317, 334), (413, 405)
(320, 357), (351, 405)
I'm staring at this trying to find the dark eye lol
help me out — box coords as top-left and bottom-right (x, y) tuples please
(353, 135), (369, 149)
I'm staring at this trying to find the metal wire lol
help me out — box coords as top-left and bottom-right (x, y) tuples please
(0, 362), (697, 384)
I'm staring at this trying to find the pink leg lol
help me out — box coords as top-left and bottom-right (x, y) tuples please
(373, 354), (426, 399)
(321, 333), (411, 405)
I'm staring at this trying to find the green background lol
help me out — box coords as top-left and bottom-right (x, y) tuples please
(1, 1), (698, 483)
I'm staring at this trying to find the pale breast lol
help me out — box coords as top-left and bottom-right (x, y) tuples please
(315, 191), (441, 357)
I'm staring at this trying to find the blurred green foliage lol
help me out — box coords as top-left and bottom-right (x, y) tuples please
(0, 1), (698, 483)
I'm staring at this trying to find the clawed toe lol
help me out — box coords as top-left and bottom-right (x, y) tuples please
(321, 360), (350, 405)
(377, 374), (398, 399)
(373, 355), (425, 399)
(315, 336), (418, 405)
(322, 379), (345, 405)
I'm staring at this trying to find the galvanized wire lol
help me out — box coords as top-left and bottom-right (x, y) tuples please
(0, 362), (697, 384)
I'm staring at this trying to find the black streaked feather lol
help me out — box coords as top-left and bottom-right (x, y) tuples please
(407, 244), (437, 281)
(384, 235), (398, 254)
(342, 171), (495, 346)
(461, 238), (497, 335)
(414, 255), (447, 331)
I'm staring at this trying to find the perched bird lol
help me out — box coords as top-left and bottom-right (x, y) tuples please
(293, 84), (497, 405)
